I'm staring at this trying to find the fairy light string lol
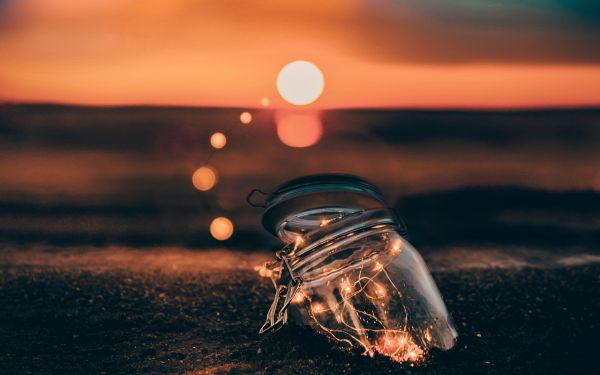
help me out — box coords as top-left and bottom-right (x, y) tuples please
(195, 107), (258, 240)
(256, 211), (430, 364)
(302, 260), (425, 363)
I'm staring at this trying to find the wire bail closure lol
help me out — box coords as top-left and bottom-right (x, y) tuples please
(259, 243), (303, 335)
(246, 188), (270, 208)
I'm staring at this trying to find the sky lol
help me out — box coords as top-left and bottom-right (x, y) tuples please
(1, 0), (600, 108)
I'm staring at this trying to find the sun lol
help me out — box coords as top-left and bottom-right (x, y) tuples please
(277, 61), (324, 106)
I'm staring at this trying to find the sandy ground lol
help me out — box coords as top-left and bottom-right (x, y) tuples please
(1, 246), (598, 374)
(2, 100), (600, 375)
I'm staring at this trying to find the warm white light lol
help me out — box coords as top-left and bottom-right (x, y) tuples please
(210, 217), (234, 241)
(240, 111), (252, 124)
(260, 97), (270, 107)
(277, 61), (324, 105)
(294, 235), (304, 248)
(192, 166), (217, 191)
(311, 302), (325, 314)
(389, 237), (403, 256)
(340, 279), (353, 297)
(374, 283), (387, 298)
(292, 290), (305, 304)
(254, 264), (273, 278)
(210, 132), (227, 149)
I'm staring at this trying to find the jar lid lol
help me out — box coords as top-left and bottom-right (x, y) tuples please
(259, 174), (387, 236)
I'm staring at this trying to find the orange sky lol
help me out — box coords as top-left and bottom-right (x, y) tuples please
(1, 0), (600, 108)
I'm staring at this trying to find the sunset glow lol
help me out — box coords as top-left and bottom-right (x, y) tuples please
(260, 97), (271, 107)
(0, 0), (598, 108)
(275, 112), (323, 148)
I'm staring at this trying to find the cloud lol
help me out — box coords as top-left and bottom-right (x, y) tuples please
(348, 0), (600, 64)
(1, 0), (599, 64)
(1, 0), (599, 106)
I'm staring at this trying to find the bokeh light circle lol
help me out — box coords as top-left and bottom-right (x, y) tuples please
(210, 132), (227, 149)
(276, 112), (323, 148)
(277, 61), (324, 105)
(192, 166), (217, 191)
(260, 97), (270, 107)
(240, 111), (252, 124)
(210, 217), (234, 240)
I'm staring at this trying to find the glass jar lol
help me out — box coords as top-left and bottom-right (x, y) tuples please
(253, 174), (457, 363)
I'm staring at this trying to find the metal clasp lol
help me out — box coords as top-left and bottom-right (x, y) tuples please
(246, 188), (270, 208)
(259, 250), (303, 335)
(259, 277), (303, 335)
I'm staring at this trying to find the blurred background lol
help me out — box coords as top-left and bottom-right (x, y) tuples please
(1, 105), (600, 251)
(0, 0), (600, 251)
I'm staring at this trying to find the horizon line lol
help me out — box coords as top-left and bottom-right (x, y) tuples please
(2, 101), (600, 112)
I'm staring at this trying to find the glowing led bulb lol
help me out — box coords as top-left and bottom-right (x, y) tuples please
(340, 279), (353, 297)
(210, 132), (227, 149)
(292, 290), (305, 304)
(192, 166), (217, 191)
(254, 264), (273, 278)
(320, 218), (332, 227)
(293, 235), (304, 249)
(240, 111), (252, 124)
(311, 302), (325, 314)
(373, 283), (387, 299)
(210, 217), (234, 241)
(389, 236), (403, 255)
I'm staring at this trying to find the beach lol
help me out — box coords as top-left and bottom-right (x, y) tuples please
(1, 105), (599, 374)
(1, 246), (598, 374)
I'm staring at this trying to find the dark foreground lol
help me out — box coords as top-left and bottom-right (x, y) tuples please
(0, 247), (598, 374)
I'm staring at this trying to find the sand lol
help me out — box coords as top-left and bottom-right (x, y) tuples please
(0, 246), (598, 374)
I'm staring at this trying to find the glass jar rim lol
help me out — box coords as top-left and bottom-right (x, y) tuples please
(261, 174), (387, 237)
